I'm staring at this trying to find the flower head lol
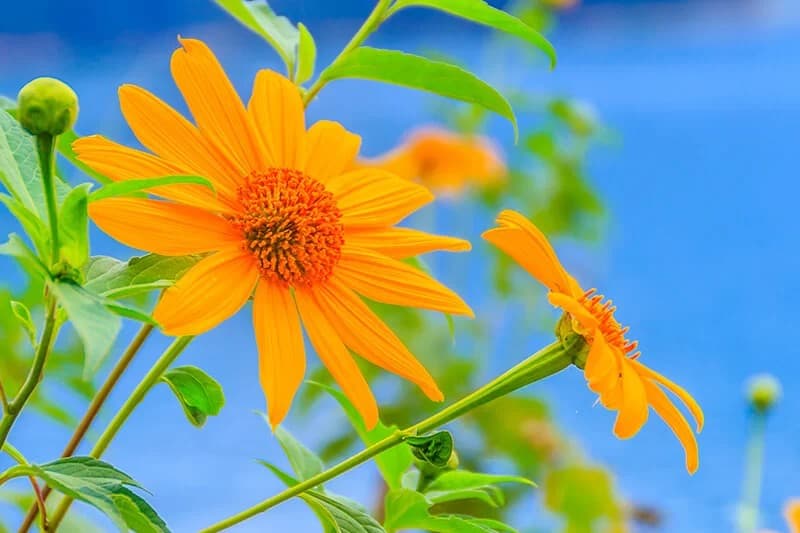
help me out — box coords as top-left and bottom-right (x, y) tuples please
(76, 38), (474, 428)
(483, 210), (703, 473)
(786, 500), (800, 533)
(362, 127), (506, 193)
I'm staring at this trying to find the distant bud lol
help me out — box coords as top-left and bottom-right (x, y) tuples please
(746, 374), (781, 413)
(17, 77), (78, 136)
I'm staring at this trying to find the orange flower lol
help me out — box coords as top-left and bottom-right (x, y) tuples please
(362, 127), (506, 193)
(75, 38), (474, 428)
(483, 210), (703, 473)
(787, 500), (800, 533)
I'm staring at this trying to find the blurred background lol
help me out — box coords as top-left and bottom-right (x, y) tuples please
(1, 0), (799, 531)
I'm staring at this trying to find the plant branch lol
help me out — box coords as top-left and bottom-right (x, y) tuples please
(35, 134), (59, 265)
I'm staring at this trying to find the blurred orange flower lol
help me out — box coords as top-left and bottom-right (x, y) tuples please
(362, 127), (506, 193)
(787, 500), (800, 533)
(75, 38), (474, 428)
(483, 210), (703, 473)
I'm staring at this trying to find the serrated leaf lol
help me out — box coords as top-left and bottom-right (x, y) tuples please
(88, 175), (213, 202)
(84, 254), (202, 298)
(296, 23), (317, 85)
(267, 422), (325, 481)
(320, 48), (517, 138)
(406, 431), (454, 468)
(0, 233), (48, 278)
(10, 300), (36, 346)
(161, 366), (225, 427)
(57, 130), (112, 184)
(0, 193), (48, 258)
(58, 183), (91, 269)
(391, 0), (556, 67)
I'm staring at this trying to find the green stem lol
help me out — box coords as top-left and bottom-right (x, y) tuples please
(302, 0), (393, 106)
(35, 134), (59, 265)
(2, 443), (28, 465)
(199, 341), (572, 532)
(47, 335), (194, 531)
(0, 297), (58, 450)
(739, 412), (767, 533)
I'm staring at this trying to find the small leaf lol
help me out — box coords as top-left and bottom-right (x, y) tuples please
(0, 234), (49, 278)
(84, 254), (202, 298)
(296, 23), (317, 85)
(320, 48), (517, 138)
(161, 366), (225, 427)
(266, 422), (325, 481)
(0, 193), (48, 258)
(88, 175), (213, 202)
(391, 0), (556, 67)
(58, 183), (91, 269)
(10, 300), (36, 346)
(425, 470), (536, 493)
(103, 300), (157, 325)
(384, 489), (507, 533)
(406, 431), (454, 468)
(101, 281), (174, 300)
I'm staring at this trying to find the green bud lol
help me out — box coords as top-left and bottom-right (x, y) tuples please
(17, 77), (78, 136)
(746, 374), (781, 413)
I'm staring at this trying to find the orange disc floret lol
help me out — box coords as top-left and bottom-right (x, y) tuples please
(577, 289), (640, 358)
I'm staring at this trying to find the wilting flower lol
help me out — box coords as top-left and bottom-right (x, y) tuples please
(362, 127), (506, 193)
(483, 210), (703, 473)
(76, 38), (473, 428)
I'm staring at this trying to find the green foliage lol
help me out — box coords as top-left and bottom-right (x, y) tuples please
(406, 431), (454, 468)
(271, 424), (326, 481)
(0, 234), (48, 278)
(1, 457), (169, 532)
(161, 366), (225, 427)
(384, 489), (513, 533)
(9, 300), (36, 346)
(0, 194), (48, 258)
(88, 175), (213, 202)
(58, 183), (91, 269)
(320, 48), (517, 137)
(296, 23), (317, 85)
(84, 254), (201, 297)
(0, 110), (48, 220)
(543, 465), (625, 532)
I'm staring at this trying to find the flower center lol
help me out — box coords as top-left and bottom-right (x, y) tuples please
(579, 289), (640, 358)
(231, 168), (344, 287)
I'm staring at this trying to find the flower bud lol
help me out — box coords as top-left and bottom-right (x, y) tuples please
(746, 374), (781, 414)
(17, 77), (78, 136)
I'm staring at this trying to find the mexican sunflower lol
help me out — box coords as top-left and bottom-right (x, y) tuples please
(483, 210), (704, 473)
(787, 500), (800, 533)
(74, 38), (474, 428)
(362, 127), (506, 193)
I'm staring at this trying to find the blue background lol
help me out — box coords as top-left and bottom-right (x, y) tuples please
(1, 0), (799, 531)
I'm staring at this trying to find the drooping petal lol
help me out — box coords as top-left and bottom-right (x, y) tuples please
(118, 84), (245, 198)
(248, 69), (305, 168)
(584, 331), (617, 390)
(631, 359), (704, 432)
(612, 358), (649, 439)
(153, 248), (259, 336)
(314, 276), (443, 401)
(547, 292), (599, 332)
(344, 227), (471, 259)
(302, 120), (361, 182)
(73, 135), (233, 213)
(483, 210), (579, 297)
(253, 281), (306, 428)
(89, 198), (242, 256)
(336, 246), (473, 317)
(641, 378), (700, 474)
(329, 169), (434, 228)
(294, 288), (378, 428)
(171, 38), (265, 172)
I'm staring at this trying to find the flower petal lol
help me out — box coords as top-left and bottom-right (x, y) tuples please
(336, 246), (473, 317)
(253, 281), (305, 428)
(294, 287), (378, 429)
(642, 378), (700, 474)
(344, 227), (471, 259)
(89, 198), (241, 256)
(301, 120), (361, 182)
(547, 292), (599, 332)
(483, 210), (580, 297)
(329, 169), (434, 228)
(248, 69), (305, 168)
(630, 359), (704, 433)
(73, 135), (233, 213)
(171, 38), (264, 172)
(314, 276), (443, 401)
(612, 358), (649, 439)
(785, 500), (800, 533)
(153, 248), (259, 336)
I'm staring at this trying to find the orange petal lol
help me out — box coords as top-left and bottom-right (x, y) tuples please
(302, 120), (361, 182)
(329, 169), (434, 228)
(248, 69), (305, 168)
(483, 210), (579, 297)
(630, 359), (704, 433)
(547, 292), (599, 332)
(171, 38), (264, 172)
(785, 500), (800, 533)
(336, 246), (473, 317)
(344, 227), (471, 259)
(153, 248), (259, 336)
(118, 84), (244, 199)
(314, 276), (443, 401)
(89, 197), (241, 256)
(294, 287), (378, 429)
(253, 281), (305, 428)
(584, 332), (616, 390)
(612, 358), (649, 439)
(359, 147), (419, 181)
(73, 135), (232, 213)
(641, 378), (700, 474)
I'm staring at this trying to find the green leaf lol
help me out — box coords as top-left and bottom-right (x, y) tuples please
(543, 465), (624, 531)
(320, 48), (517, 138)
(406, 431), (454, 468)
(9, 300), (36, 346)
(384, 489), (510, 533)
(424, 470), (536, 493)
(267, 422), (325, 481)
(0, 234), (48, 278)
(391, 0), (556, 67)
(101, 281), (174, 300)
(58, 183), (91, 269)
(88, 175), (213, 202)
(57, 129), (112, 184)
(103, 300), (157, 325)
(296, 23), (317, 85)
(0, 193), (48, 258)
(213, 0), (299, 71)
(0, 110), (45, 218)
(84, 254), (202, 298)
(161, 366), (225, 427)
(50, 280), (122, 377)
(3, 457), (169, 533)
(309, 381), (413, 489)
